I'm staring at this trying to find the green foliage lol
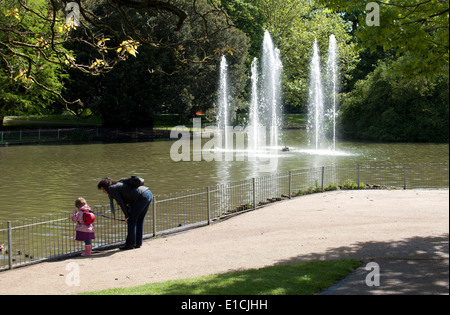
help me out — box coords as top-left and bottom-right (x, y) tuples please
(62, 0), (250, 127)
(342, 180), (365, 190)
(339, 59), (449, 143)
(324, 183), (339, 192)
(220, 0), (266, 58)
(0, 0), (69, 117)
(2, 0), (447, 142)
(296, 180), (363, 196)
(319, 0), (449, 143)
(320, 0), (449, 77)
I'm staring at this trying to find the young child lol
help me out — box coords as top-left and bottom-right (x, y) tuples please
(71, 197), (95, 257)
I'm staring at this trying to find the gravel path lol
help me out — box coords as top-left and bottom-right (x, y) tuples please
(0, 189), (448, 295)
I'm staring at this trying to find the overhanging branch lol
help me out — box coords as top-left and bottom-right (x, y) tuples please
(113, 0), (188, 31)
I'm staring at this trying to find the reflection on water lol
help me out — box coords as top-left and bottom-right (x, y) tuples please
(0, 129), (448, 220)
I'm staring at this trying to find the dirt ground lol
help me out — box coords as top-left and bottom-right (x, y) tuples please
(0, 189), (448, 295)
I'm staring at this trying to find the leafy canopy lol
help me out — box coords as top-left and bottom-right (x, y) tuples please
(319, 0), (449, 77)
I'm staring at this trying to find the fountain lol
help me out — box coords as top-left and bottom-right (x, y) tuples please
(214, 32), (282, 172)
(308, 39), (325, 150)
(220, 31), (282, 153)
(326, 35), (339, 152)
(261, 31), (283, 149)
(217, 33), (341, 159)
(217, 55), (230, 150)
(307, 35), (339, 152)
(248, 57), (261, 152)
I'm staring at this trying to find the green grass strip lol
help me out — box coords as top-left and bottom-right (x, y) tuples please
(82, 259), (362, 295)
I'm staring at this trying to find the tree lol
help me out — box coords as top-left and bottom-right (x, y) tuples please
(320, 0), (449, 77)
(0, 0), (70, 116)
(64, 0), (250, 127)
(339, 59), (449, 142)
(220, 0), (266, 58)
(1, 0), (236, 116)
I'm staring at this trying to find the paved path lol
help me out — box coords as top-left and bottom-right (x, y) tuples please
(0, 190), (448, 295)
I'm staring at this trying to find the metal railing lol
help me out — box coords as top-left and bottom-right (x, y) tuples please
(0, 128), (172, 145)
(1, 163), (448, 271)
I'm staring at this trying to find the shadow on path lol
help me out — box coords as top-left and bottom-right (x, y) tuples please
(274, 234), (449, 295)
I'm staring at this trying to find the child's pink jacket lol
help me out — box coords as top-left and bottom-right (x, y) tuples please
(71, 205), (95, 233)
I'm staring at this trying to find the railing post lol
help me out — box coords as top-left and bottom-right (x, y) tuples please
(403, 164), (407, 190)
(152, 197), (157, 237)
(252, 178), (256, 210)
(321, 166), (325, 192)
(7, 221), (13, 270)
(289, 171), (292, 199)
(357, 164), (360, 188)
(207, 187), (211, 225)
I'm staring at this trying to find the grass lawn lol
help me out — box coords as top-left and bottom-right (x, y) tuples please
(284, 114), (307, 128)
(82, 259), (362, 295)
(3, 115), (102, 127)
(3, 114), (307, 129)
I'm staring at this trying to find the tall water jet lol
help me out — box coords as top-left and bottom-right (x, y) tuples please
(248, 57), (261, 152)
(217, 55), (230, 150)
(326, 35), (339, 152)
(261, 31), (283, 148)
(308, 39), (325, 150)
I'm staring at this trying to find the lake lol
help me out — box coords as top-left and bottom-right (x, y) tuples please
(0, 129), (448, 221)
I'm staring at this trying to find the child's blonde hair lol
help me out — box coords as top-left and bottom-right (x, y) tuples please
(75, 197), (87, 209)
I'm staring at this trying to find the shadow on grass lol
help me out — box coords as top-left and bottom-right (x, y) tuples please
(90, 259), (362, 295)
